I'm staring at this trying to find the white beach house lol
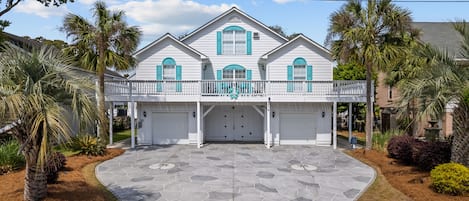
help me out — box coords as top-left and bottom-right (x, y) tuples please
(104, 7), (369, 149)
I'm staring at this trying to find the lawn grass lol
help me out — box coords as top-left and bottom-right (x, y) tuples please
(112, 129), (133, 143)
(82, 161), (118, 201)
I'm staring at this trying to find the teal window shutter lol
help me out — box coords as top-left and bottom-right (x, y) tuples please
(306, 65), (312, 92)
(287, 65), (293, 92)
(246, 31), (252, 55)
(216, 31), (222, 55)
(216, 69), (223, 93)
(176, 65), (182, 92)
(156, 65), (163, 92)
(216, 70), (222, 80)
(245, 69), (252, 93)
(246, 70), (252, 80)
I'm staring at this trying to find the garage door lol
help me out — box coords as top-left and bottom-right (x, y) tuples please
(280, 113), (315, 145)
(152, 112), (188, 144)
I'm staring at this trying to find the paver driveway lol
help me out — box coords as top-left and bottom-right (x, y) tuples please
(96, 144), (375, 201)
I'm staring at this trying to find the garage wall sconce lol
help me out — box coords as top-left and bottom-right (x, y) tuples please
(143, 111), (147, 118)
(193, 111), (196, 118)
(272, 111), (275, 118)
(321, 111), (325, 118)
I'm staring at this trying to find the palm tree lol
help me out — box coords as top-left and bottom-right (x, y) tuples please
(0, 44), (96, 201)
(326, 0), (417, 149)
(62, 1), (141, 140)
(397, 22), (469, 166)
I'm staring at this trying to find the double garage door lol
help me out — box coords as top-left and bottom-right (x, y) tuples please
(280, 113), (316, 144)
(151, 112), (188, 144)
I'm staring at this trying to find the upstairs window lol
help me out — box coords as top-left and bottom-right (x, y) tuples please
(163, 58), (176, 80)
(217, 26), (252, 55)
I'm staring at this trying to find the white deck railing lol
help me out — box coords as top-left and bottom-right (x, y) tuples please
(104, 80), (368, 99)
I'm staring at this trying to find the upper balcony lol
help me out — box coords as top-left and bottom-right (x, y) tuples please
(104, 80), (370, 103)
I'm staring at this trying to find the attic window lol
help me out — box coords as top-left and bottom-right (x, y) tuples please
(253, 32), (260, 40)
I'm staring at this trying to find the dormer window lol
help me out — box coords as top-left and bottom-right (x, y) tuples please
(217, 26), (252, 55)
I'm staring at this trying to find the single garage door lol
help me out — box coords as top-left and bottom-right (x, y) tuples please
(152, 112), (188, 144)
(280, 113), (315, 145)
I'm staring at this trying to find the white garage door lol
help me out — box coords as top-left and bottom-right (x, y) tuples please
(280, 113), (315, 145)
(152, 112), (188, 144)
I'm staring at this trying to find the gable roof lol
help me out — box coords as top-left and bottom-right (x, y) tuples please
(134, 33), (207, 60)
(412, 22), (465, 59)
(180, 7), (288, 43)
(261, 34), (331, 60)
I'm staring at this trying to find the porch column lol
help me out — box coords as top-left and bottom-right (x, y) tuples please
(109, 102), (113, 145)
(197, 101), (201, 148)
(348, 102), (352, 143)
(95, 80), (100, 137)
(333, 101), (337, 149)
(130, 81), (135, 149)
(130, 101), (135, 149)
(266, 98), (271, 148)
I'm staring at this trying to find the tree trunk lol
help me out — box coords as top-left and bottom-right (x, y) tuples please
(451, 102), (469, 167)
(97, 47), (108, 143)
(365, 61), (373, 150)
(23, 146), (47, 201)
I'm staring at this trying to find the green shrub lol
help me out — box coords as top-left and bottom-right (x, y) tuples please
(72, 135), (106, 156)
(45, 152), (67, 184)
(431, 163), (469, 195)
(113, 116), (131, 131)
(0, 139), (25, 174)
(372, 129), (402, 152)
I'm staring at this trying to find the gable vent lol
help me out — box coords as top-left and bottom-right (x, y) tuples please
(253, 32), (260, 40)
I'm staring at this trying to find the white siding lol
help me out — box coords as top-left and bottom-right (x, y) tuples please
(267, 39), (332, 81)
(184, 13), (285, 81)
(135, 38), (202, 80)
(137, 103), (197, 145)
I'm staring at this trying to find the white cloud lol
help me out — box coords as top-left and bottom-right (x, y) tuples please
(272, 0), (303, 4)
(110, 0), (237, 38)
(14, 0), (69, 18)
(79, 0), (122, 6)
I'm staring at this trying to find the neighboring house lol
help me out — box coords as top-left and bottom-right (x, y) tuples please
(0, 32), (125, 136)
(104, 7), (367, 148)
(377, 22), (465, 136)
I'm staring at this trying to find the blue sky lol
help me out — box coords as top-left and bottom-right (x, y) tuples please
(3, 0), (469, 49)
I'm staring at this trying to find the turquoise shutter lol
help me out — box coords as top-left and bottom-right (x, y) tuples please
(216, 31), (222, 55)
(307, 65), (312, 92)
(216, 69), (223, 93)
(246, 70), (252, 80)
(246, 31), (252, 55)
(287, 65), (293, 92)
(245, 69), (252, 93)
(176, 65), (182, 92)
(156, 65), (163, 92)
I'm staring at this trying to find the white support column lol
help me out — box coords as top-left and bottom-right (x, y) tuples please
(197, 101), (201, 148)
(109, 102), (113, 145)
(333, 101), (337, 149)
(266, 98), (271, 149)
(95, 80), (100, 138)
(129, 81), (135, 149)
(130, 101), (135, 149)
(348, 102), (352, 143)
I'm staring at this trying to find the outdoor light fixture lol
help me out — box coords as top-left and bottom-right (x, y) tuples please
(321, 111), (325, 118)
(193, 111), (196, 118)
(272, 111), (275, 118)
(143, 111), (147, 118)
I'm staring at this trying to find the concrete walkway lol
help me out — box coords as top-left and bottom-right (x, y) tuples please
(97, 143), (375, 201)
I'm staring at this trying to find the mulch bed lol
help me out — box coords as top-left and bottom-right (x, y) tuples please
(0, 148), (124, 201)
(348, 149), (469, 201)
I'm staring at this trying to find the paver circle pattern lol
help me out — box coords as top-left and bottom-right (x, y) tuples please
(96, 144), (375, 201)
